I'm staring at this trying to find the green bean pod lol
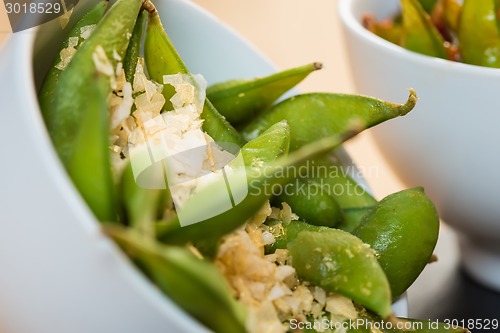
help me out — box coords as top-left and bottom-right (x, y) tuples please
(120, 162), (169, 231)
(123, 10), (148, 83)
(48, 0), (144, 221)
(66, 74), (116, 222)
(275, 178), (344, 228)
(38, 0), (109, 127)
(206, 62), (322, 125)
(50, 0), (144, 164)
(241, 90), (417, 151)
(400, 0), (447, 58)
(353, 187), (439, 299)
(417, 0), (438, 13)
(286, 223), (393, 319)
(107, 227), (247, 333)
(271, 154), (376, 230)
(144, 8), (244, 146)
(363, 15), (403, 46)
(156, 120), (291, 243)
(458, 0), (500, 67)
(157, 126), (362, 244)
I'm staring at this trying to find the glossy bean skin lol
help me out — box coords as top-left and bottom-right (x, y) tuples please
(458, 0), (500, 67)
(275, 178), (344, 228)
(120, 162), (168, 230)
(66, 74), (117, 222)
(206, 62), (322, 125)
(156, 128), (362, 244)
(400, 0), (447, 58)
(274, 155), (376, 230)
(418, 0), (438, 13)
(50, 0), (144, 164)
(38, 0), (109, 128)
(107, 227), (247, 333)
(353, 188), (439, 299)
(144, 9), (244, 146)
(286, 224), (393, 319)
(123, 10), (148, 83)
(242, 90), (417, 151)
(363, 14), (403, 46)
(156, 120), (291, 243)
(46, 0), (144, 222)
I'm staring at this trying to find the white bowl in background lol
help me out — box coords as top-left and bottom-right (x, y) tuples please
(339, 0), (500, 291)
(0, 1), (407, 332)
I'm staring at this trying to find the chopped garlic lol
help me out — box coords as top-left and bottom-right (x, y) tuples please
(80, 24), (96, 39)
(215, 203), (359, 333)
(92, 46), (114, 77)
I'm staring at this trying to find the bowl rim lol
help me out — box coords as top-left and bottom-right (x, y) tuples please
(338, 0), (500, 77)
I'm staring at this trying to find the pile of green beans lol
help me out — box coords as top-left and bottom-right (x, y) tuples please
(363, 0), (500, 67)
(38, 1), (467, 332)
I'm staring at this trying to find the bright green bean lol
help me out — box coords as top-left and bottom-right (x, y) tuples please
(353, 187), (439, 298)
(242, 90), (417, 151)
(207, 62), (322, 125)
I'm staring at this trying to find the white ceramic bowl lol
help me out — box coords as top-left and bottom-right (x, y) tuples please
(339, 0), (500, 291)
(0, 1), (407, 332)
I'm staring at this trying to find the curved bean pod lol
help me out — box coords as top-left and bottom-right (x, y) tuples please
(207, 62), (322, 125)
(144, 8), (244, 146)
(242, 90), (417, 151)
(38, 0), (109, 128)
(107, 227), (247, 333)
(458, 0), (500, 67)
(353, 187), (439, 299)
(400, 0), (447, 58)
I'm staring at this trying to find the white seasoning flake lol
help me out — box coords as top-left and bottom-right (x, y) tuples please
(110, 81), (134, 130)
(80, 24), (96, 39)
(55, 45), (77, 70)
(68, 36), (79, 48)
(92, 45), (114, 77)
(325, 294), (357, 320)
(113, 49), (122, 62)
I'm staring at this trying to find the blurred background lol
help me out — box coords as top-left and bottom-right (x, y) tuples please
(0, 0), (498, 328)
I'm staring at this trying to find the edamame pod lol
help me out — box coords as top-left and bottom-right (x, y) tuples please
(48, 0), (144, 222)
(38, 0), (108, 127)
(67, 74), (117, 222)
(120, 162), (168, 231)
(157, 127), (362, 244)
(272, 154), (376, 230)
(144, 8), (244, 146)
(50, 0), (144, 164)
(206, 62), (322, 125)
(339, 206), (374, 233)
(458, 0), (500, 67)
(417, 0), (438, 13)
(363, 15), (403, 46)
(353, 187), (439, 299)
(123, 10), (148, 83)
(275, 178), (344, 228)
(400, 0), (447, 58)
(156, 120), (291, 243)
(242, 90), (417, 151)
(107, 227), (247, 333)
(287, 227), (393, 319)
